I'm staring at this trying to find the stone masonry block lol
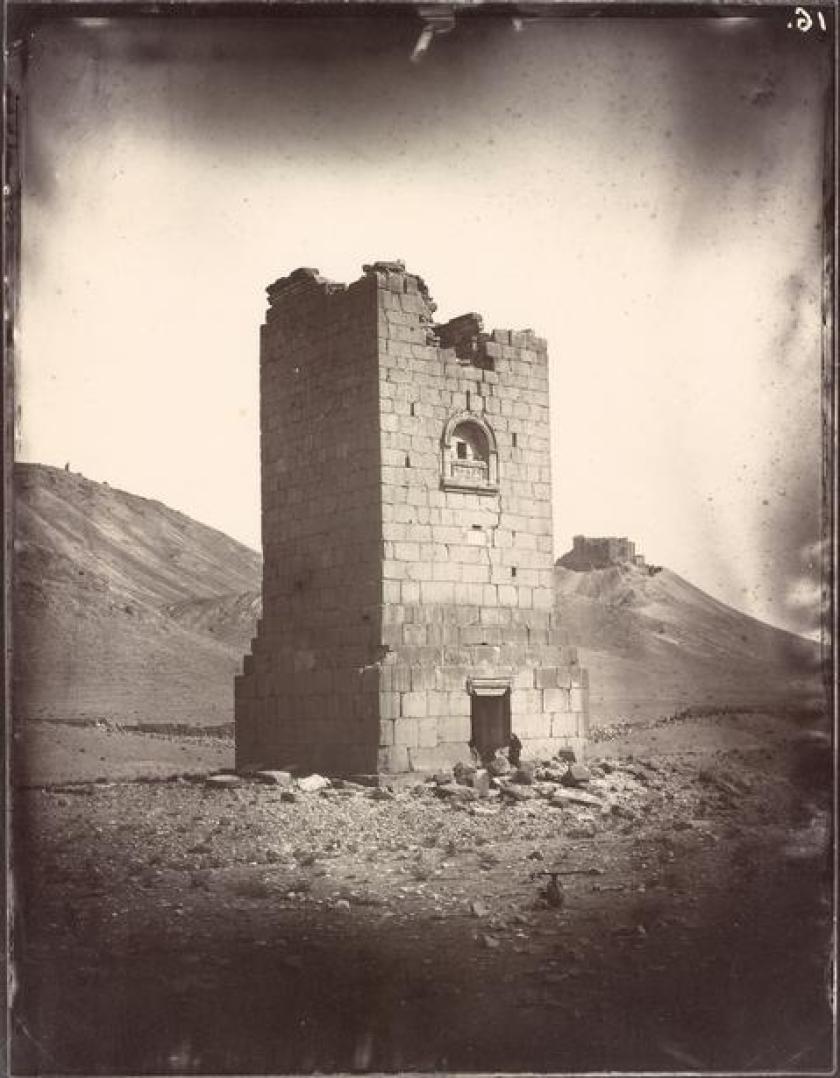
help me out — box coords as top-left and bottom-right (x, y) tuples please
(380, 691), (401, 719)
(421, 580), (455, 605)
(513, 667), (536, 689)
(446, 691), (472, 718)
(401, 580), (421, 604)
(410, 666), (437, 692)
(436, 665), (469, 691)
(378, 746), (409, 772)
(402, 692), (428, 718)
(472, 645), (501, 666)
(519, 737), (563, 762)
(512, 689), (542, 715)
(394, 717), (419, 746)
(438, 713), (471, 742)
(407, 743), (468, 773)
(417, 717), (438, 748)
(543, 687), (571, 712)
(514, 710), (553, 739)
(426, 691), (451, 717)
(382, 665), (411, 692)
(551, 712), (577, 738)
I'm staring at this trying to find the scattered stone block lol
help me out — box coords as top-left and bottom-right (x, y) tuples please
(536, 765), (567, 783)
(453, 762), (476, 786)
(514, 764), (535, 785)
(472, 769), (491, 798)
(502, 785), (536, 802)
(488, 752), (512, 777)
(551, 788), (602, 809)
(434, 782), (479, 801)
(255, 770), (293, 787)
(297, 774), (331, 793)
(366, 787), (395, 801)
(205, 773), (241, 789)
(562, 763), (592, 787)
(567, 821), (598, 839)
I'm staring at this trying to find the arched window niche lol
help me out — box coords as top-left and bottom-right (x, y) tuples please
(441, 413), (499, 494)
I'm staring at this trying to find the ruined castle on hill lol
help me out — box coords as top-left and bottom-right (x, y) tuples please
(235, 260), (589, 777)
(558, 535), (648, 572)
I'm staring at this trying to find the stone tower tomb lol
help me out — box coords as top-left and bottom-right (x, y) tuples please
(235, 261), (588, 776)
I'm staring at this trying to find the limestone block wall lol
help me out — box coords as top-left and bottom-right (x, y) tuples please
(236, 268), (385, 774)
(236, 261), (589, 776)
(371, 266), (587, 771)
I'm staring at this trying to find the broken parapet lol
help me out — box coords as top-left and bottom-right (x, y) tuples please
(436, 312), (488, 365)
(435, 312), (546, 372)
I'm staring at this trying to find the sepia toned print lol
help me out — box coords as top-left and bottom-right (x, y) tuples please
(7, 6), (834, 1074)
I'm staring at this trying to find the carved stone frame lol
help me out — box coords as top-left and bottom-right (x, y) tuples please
(440, 412), (499, 494)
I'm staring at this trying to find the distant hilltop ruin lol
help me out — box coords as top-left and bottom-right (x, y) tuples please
(558, 535), (657, 572)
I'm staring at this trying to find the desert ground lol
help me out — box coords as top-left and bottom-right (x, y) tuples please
(11, 465), (834, 1073)
(12, 707), (834, 1075)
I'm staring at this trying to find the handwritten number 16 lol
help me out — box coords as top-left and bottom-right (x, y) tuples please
(792, 7), (827, 31)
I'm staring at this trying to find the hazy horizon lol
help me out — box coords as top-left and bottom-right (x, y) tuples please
(15, 10), (831, 641)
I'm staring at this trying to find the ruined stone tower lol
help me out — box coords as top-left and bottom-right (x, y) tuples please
(235, 261), (588, 776)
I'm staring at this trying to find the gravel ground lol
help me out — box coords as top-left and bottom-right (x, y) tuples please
(11, 711), (834, 1074)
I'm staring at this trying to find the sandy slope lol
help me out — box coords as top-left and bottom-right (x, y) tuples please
(554, 563), (823, 724)
(13, 463), (261, 727)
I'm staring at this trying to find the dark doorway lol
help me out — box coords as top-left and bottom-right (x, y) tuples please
(470, 691), (511, 766)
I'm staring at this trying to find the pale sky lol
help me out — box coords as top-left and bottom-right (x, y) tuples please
(16, 11), (831, 639)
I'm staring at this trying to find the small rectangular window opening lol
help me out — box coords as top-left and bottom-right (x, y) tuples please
(511, 567), (517, 577)
(512, 433), (518, 448)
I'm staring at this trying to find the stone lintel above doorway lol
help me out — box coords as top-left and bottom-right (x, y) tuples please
(467, 677), (512, 698)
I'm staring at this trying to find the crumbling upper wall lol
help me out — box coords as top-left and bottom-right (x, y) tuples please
(434, 310), (548, 373)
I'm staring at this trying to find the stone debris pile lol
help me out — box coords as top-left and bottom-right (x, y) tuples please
(196, 746), (683, 843)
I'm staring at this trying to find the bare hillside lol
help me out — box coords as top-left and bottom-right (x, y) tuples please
(554, 563), (824, 725)
(13, 463), (261, 727)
